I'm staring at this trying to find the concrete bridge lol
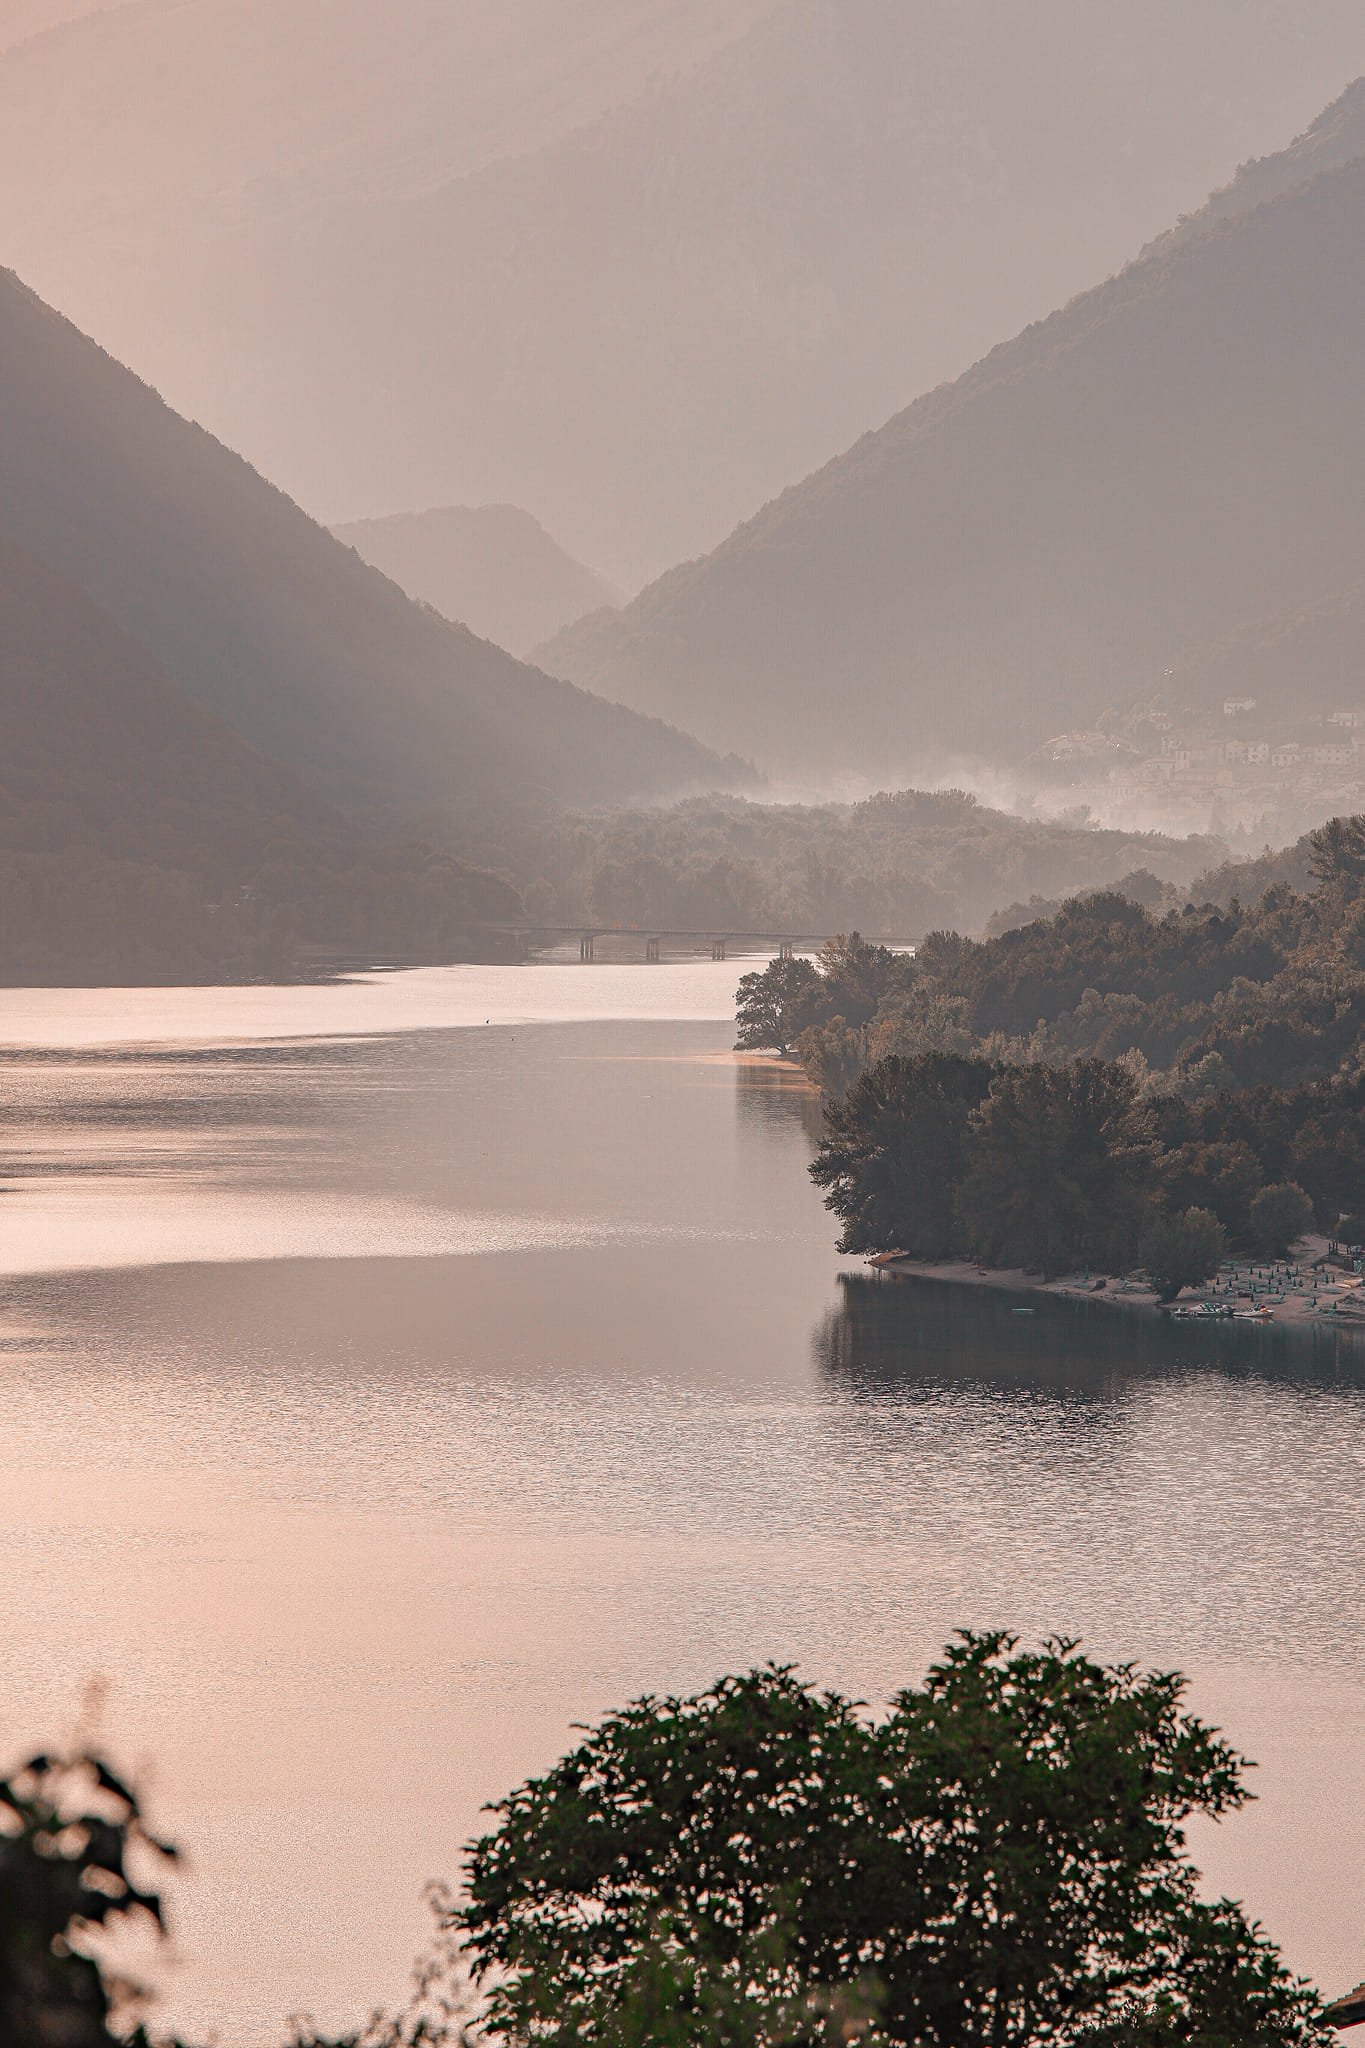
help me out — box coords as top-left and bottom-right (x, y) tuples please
(480, 924), (852, 963)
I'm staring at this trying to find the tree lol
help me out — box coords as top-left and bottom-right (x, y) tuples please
(810, 1052), (993, 1256)
(735, 956), (823, 1056)
(1141, 1207), (1228, 1302)
(815, 932), (908, 1029)
(1249, 1181), (1316, 1258)
(1307, 814), (1365, 896)
(794, 1016), (868, 1099)
(0, 1748), (177, 2047)
(457, 1636), (1331, 2048)
(957, 1061), (1159, 1277)
(1164, 1141), (1263, 1244)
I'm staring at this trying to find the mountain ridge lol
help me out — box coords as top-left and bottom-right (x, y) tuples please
(0, 265), (738, 821)
(6, 0), (1365, 581)
(0, 526), (528, 980)
(537, 117), (1365, 771)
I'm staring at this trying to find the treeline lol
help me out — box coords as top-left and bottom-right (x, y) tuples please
(736, 815), (1365, 1289)
(812, 1050), (1352, 1291)
(0, 840), (521, 984)
(737, 816), (1365, 1098)
(509, 788), (1219, 942)
(980, 832), (1320, 936)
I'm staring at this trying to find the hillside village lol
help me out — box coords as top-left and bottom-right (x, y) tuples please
(1028, 697), (1365, 839)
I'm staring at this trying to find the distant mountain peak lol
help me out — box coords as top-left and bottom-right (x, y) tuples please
(0, 264), (738, 820)
(331, 504), (621, 656)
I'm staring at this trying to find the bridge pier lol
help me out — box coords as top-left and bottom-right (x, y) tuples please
(580, 934), (595, 962)
(645, 937), (661, 962)
(711, 939), (727, 961)
(778, 941), (794, 961)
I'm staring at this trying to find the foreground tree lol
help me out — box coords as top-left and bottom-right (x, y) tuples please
(0, 1749), (176, 2046)
(1141, 1206), (1229, 1302)
(814, 932), (910, 1030)
(458, 1634), (1332, 2048)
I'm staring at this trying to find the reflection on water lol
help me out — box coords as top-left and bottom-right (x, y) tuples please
(813, 1274), (1365, 1665)
(0, 973), (1360, 2042)
(822, 1268), (1365, 1396)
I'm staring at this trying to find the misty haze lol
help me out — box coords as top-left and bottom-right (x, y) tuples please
(2, 8), (1365, 2047)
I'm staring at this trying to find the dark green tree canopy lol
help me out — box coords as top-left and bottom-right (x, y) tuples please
(1248, 1181), (1316, 1258)
(736, 813), (1365, 1107)
(811, 1053), (993, 1257)
(1141, 1206), (1229, 1302)
(957, 1059), (1159, 1276)
(458, 1635), (1331, 2048)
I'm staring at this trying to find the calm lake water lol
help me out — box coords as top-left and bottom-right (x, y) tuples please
(0, 962), (1362, 2042)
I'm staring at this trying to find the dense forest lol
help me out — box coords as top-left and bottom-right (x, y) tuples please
(513, 789), (1219, 941)
(740, 817), (1363, 1094)
(737, 815), (1365, 1285)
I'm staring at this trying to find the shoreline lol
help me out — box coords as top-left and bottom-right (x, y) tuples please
(871, 1241), (1365, 1330)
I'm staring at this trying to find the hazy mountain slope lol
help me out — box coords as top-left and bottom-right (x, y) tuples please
(1162, 581), (1365, 722)
(540, 142), (1365, 774)
(0, 530), (525, 979)
(0, 0), (125, 52)
(0, 267), (733, 819)
(3, 2), (1364, 582)
(0, 529), (334, 863)
(0, 0), (770, 207)
(332, 506), (620, 658)
(1151, 74), (1365, 254)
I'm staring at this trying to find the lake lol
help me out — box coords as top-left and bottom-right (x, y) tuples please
(0, 962), (1361, 2042)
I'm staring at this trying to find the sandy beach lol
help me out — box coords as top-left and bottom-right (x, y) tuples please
(871, 1239), (1365, 1330)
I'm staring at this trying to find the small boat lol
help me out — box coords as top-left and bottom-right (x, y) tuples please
(1010, 1306), (1037, 1315)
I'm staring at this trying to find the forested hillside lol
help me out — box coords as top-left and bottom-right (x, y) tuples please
(739, 819), (1365, 1102)
(0, 534), (519, 981)
(741, 818), (1365, 1285)
(1162, 577), (1365, 722)
(0, 266), (735, 825)
(517, 790), (1219, 941)
(543, 98), (1365, 768)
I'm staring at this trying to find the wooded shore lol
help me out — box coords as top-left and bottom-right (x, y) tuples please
(870, 1240), (1365, 1328)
